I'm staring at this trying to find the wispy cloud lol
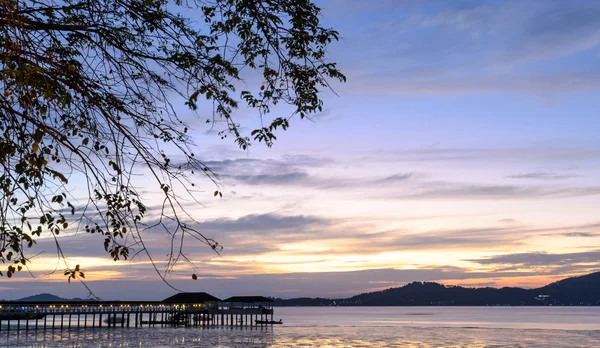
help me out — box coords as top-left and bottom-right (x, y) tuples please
(198, 213), (326, 233)
(422, 6), (492, 31)
(229, 171), (310, 185)
(466, 250), (600, 268)
(495, 1), (600, 67)
(341, 1), (600, 96)
(507, 172), (580, 180)
(560, 232), (599, 238)
(387, 182), (600, 200)
(350, 70), (600, 95)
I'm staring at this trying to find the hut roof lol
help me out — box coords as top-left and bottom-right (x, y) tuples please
(222, 296), (274, 303)
(162, 292), (221, 303)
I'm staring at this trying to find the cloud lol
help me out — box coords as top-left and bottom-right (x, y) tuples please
(496, 1), (600, 66)
(341, 1), (600, 96)
(204, 156), (331, 173)
(385, 227), (523, 250)
(507, 172), (580, 180)
(422, 6), (492, 31)
(205, 155), (419, 190)
(374, 172), (417, 184)
(389, 182), (600, 200)
(350, 70), (600, 96)
(198, 213), (326, 234)
(560, 232), (599, 238)
(466, 250), (600, 268)
(229, 171), (310, 185)
(190, 151), (600, 201)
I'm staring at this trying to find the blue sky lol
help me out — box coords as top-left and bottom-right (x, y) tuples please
(3, 0), (600, 300)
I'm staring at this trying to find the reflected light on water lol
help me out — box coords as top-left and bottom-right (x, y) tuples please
(0, 307), (599, 347)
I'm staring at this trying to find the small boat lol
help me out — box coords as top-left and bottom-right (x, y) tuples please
(255, 319), (283, 325)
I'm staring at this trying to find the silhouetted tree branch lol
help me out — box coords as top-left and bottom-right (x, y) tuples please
(0, 0), (345, 282)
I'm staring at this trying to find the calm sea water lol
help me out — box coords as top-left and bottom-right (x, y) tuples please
(1, 307), (599, 347)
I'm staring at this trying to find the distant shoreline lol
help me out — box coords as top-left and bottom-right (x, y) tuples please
(271, 271), (600, 307)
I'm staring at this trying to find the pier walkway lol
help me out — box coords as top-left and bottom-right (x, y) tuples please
(0, 292), (276, 333)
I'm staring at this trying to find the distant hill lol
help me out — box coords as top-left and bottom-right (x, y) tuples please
(273, 271), (600, 306)
(15, 293), (90, 302)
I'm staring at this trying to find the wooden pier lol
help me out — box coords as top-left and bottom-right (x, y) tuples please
(0, 293), (277, 334)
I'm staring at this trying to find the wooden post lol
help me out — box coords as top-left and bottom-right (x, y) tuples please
(68, 313), (72, 329)
(17, 318), (21, 331)
(99, 312), (103, 328)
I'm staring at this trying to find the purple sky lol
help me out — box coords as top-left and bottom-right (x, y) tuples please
(3, 0), (600, 301)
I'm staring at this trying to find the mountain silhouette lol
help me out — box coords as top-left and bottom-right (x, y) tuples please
(15, 293), (89, 302)
(273, 271), (600, 306)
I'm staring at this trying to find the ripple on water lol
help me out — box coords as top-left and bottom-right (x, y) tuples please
(0, 326), (598, 348)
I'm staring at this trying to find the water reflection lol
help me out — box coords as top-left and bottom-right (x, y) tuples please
(2, 326), (598, 348)
(1, 326), (276, 347)
(0, 307), (599, 347)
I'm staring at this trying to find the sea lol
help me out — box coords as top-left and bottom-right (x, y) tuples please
(1, 307), (599, 347)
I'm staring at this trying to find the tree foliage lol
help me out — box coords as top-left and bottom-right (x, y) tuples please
(0, 0), (344, 281)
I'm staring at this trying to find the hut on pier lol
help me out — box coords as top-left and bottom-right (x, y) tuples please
(221, 296), (274, 314)
(162, 292), (221, 309)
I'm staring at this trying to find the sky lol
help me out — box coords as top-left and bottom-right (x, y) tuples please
(3, 0), (600, 300)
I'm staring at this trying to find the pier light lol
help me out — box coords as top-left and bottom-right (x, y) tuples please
(99, 304), (103, 308)
(36, 305), (39, 308)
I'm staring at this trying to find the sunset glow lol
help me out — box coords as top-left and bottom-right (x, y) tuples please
(2, 0), (600, 301)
